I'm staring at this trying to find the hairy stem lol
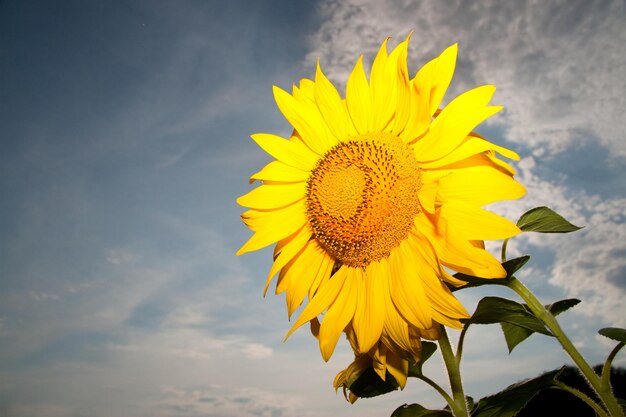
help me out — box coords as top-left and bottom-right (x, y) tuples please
(439, 328), (469, 417)
(413, 374), (456, 411)
(554, 381), (610, 417)
(508, 277), (624, 417)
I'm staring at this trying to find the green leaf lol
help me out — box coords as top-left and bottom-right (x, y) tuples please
(392, 404), (453, 417)
(466, 296), (551, 336)
(347, 367), (400, 399)
(599, 327), (626, 343)
(408, 342), (438, 377)
(472, 368), (563, 417)
(500, 298), (580, 352)
(516, 206), (582, 233)
(451, 257), (530, 292)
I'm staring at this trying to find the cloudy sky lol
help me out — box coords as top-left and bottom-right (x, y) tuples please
(1, 1), (625, 416)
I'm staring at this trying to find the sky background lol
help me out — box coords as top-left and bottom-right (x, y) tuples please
(1, 1), (625, 416)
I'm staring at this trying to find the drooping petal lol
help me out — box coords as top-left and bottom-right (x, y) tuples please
(405, 234), (469, 327)
(285, 265), (348, 340)
(353, 261), (386, 353)
(382, 296), (414, 353)
(385, 349), (409, 389)
(388, 240), (433, 329)
(414, 213), (507, 278)
(318, 267), (359, 361)
(280, 241), (334, 317)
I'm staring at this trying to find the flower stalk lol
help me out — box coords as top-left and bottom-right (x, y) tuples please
(438, 328), (470, 417)
(508, 277), (625, 417)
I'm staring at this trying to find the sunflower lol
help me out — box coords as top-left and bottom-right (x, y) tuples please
(237, 36), (525, 383)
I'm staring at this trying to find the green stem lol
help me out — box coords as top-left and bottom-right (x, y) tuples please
(456, 323), (470, 362)
(413, 374), (456, 411)
(439, 328), (469, 417)
(508, 277), (624, 417)
(554, 381), (610, 417)
(500, 238), (509, 263)
(602, 342), (625, 394)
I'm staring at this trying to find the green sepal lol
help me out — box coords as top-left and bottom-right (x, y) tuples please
(516, 206), (582, 233)
(464, 296), (551, 336)
(471, 368), (563, 417)
(408, 342), (438, 377)
(391, 403), (453, 417)
(501, 298), (580, 352)
(346, 367), (400, 399)
(599, 327), (626, 343)
(450, 256), (530, 292)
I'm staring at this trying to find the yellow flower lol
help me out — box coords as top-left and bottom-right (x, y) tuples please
(237, 36), (525, 372)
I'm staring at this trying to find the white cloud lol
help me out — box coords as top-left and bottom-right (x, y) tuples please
(158, 384), (303, 417)
(307, 0), (626, 156)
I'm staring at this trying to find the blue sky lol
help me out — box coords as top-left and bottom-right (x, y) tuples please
(1, 1), (625, 416)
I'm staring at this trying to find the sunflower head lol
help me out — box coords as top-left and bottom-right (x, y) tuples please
(237, 35), (525, 383)
(306, 132), (423, 268)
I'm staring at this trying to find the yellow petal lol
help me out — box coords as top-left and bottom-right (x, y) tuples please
(415, 43), (457, 117)
(237, 200), (307, 255)
(319, 267), (359, 361)
(308, 250), (334, 299)
(382, 304), (414, 353)
(315, 61), (356, 141)
(401, 44), (457, 142)
(439, 200), (521, 240)
(251, 133), (318, 171)
(418, 180), (438, 213)
(369, 38), (396, 131)
(346, 55), (372, 134)
(385, 350), (408, 389)
(420, 133), (520, 170)
(353, 261), (386, 353)
(281, 241), (331, 317)
(413, 85), (502, 162)
(250, 160), (310, 184)
(390, 36), (412, 136)
(237, 182), (306, 210)
(413, 213), (506, 278)
(372, 343), (388, 381)
(436, 166), (526, 206)
(285, 266), (348, 340)
(264, 224), (311, 295)
(401, 77), (431, 142)
(333, 354), (371, 391)
(294, 78), (315, 101)
(273, 85), (336, 155)
(389, 240), (433, 329)
(405, 234), (469, 322)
